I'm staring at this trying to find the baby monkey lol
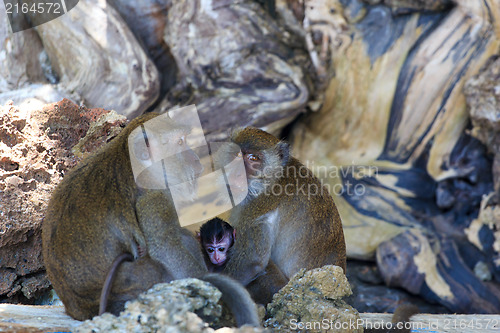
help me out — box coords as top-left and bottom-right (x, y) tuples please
(198, 218), (235, 272)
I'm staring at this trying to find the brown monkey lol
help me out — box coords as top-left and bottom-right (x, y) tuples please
(219, 127), (346, 304)
(42, 112), (259, 326)
(197, 218), (236, 272)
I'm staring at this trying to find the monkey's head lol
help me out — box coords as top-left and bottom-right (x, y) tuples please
(198, 218), (236, 267)
(230, 127), (290, 197)
(128, 113), (204, 199)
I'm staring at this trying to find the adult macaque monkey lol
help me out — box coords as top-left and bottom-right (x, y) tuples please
(220, 127), (347, 303)
(197, 218), (236, 272)
(42, 113), (259, 326)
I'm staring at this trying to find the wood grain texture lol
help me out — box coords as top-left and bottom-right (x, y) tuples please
(35, 0), (160, 119)
(290, 0), (500, 313)
(156, 0), (312, 140)
(0, 304), (498, 333)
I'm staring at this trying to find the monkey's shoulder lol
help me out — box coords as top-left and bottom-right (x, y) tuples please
(58, 112), (157, 185)
(283, 158), (323, 184)
(45, 141), (138, 230)
(282, 159), (335, 200)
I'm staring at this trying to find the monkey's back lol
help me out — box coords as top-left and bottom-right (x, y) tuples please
(275, 157), (346, 274)
(42, 114), (158, 319)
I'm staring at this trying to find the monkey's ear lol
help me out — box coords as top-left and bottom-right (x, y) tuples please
(196, 232), (201, 241)
(277, 142), (290, 166)
(233, 229), (237, 240)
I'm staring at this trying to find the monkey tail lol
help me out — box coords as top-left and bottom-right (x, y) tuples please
(99, 253), (134, 316)
(364, 304), (419, 333)
(391, 304), (419, 324)
(390, 304), (419, 332)
(201, 273), (260, 327)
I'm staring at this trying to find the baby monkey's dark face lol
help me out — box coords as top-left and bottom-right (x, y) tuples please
(204, 234), (233, 266)
(198, 218), (236, 267)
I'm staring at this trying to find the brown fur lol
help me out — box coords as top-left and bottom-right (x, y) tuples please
(221, 127), (346, 303)
(42, 113), (259, 326)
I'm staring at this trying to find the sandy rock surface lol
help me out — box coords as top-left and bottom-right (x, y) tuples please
(0, 99), (126, 302)
(265, 265), (361, 332)
(76, 278), (267, 333)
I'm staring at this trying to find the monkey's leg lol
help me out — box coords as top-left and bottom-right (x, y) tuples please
(180, 227), (207, 268)
(101, 257), (167, 316)
(99, 253), (134, 315)
(246, 259), (288, 305)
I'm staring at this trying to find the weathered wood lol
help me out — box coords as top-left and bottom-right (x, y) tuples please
(377, 230), (500, 313)
(0, 304), (80, 332)
(107, 0), (177, 97)
(0, 304), (498, 333)
(289, 0), (500, 313)
(35, 0), (160, 119)
(0, 9), (46, 92)
(464, 194), (500, 284)
(362, 0), (453, 13)
(157, 0), (312, 139)
(291, 0), (448, 256)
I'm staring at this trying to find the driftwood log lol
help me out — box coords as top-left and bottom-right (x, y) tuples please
(107, 0), (177, 97)
(1, 303), (499, 333)
(156, 0), (313, 139)
(35, 0), (160, 119)
(289, 0), (500, 313)
(1, 0), (159, 118)
(1, 0), (500, 315)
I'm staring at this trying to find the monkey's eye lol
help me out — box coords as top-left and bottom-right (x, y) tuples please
(218, 247), (226, 252)
(246, 154), (259, 162)
(207, 248), (215, 253)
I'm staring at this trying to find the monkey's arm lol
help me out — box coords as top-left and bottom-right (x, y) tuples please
(136, 191), (207, 279)
(222, 216), (275, 285)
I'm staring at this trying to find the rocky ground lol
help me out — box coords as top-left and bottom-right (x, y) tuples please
(77, 265), (360, 333)
(0, 99), (127, 303)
